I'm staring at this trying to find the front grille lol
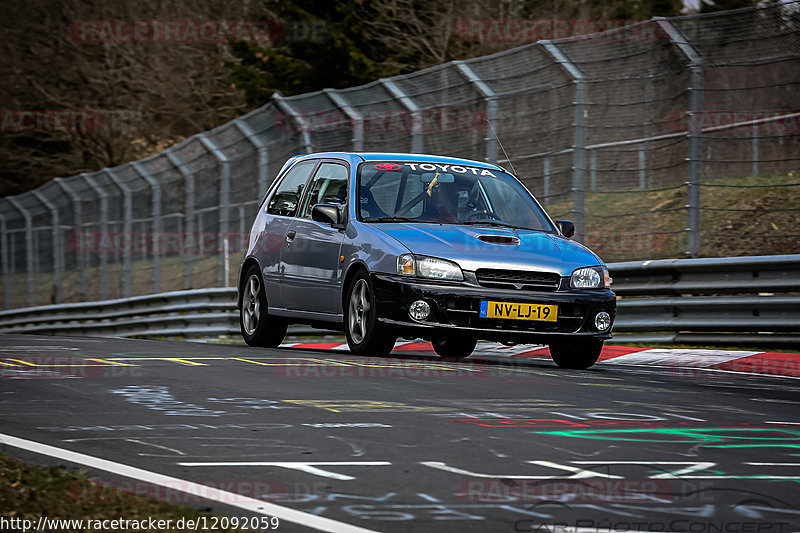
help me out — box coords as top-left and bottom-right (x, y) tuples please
(475, 269), (560, 292)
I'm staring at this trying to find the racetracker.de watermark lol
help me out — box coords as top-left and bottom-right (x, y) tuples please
(273, 109), (489, 134)
(69, 19), (330, 44)
(1, 109), (143, 134)
(1, 110), (103, 134)
(454, 18), (661, 43)
(69, 479), (286, 505)
(0, 357), (142, 379)
(667, 109), (800, 134)
(66, 231), (249, 255)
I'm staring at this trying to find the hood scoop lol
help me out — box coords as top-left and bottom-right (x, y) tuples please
(477, 234), (520, 245)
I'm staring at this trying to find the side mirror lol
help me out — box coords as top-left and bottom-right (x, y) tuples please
(312, 204), (342, 226)
(556, 219), (575, 238)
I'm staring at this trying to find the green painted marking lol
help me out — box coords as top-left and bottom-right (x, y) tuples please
(532, 427), (800, 444)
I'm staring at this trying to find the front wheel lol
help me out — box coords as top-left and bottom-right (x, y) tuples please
(344, 271), (396, 356)
(239, 265), (288, 348)
(549, 338), (604, 369)
(432, 335), (477, 360)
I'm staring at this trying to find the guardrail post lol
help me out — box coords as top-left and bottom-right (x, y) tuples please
(7, 197), (34, 306)
(656, 18), (704, 257)
(542, 41), (587, 240)
(54, 178), (85, 301)
(235, 119), (270, 199)
(132, 162), (161, 293)
(272, 92), (313, 154)
(81, 173), (109, 299)
(32, 191), (62, 304)
(166, 151), (195, 289)
(380, 79), (423, 154)
(105, 168), (133, 297)
(454, 61), (499, 164)
(0, 209), (10, 309)
(198, 134), (231, 287)
(324, 89), (364, 152)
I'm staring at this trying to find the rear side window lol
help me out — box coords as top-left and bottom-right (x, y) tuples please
(266, 161), (317, 217)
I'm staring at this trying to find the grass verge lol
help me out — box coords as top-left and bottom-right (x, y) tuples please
(0, 452), (250, 532)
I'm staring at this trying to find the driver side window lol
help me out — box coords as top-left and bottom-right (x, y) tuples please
(300, 163), (349, 218)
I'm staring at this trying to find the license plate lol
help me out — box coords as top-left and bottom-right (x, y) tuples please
(480, 301), (558, 322)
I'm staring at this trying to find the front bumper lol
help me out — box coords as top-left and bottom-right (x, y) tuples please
(372, 273), (616, 344)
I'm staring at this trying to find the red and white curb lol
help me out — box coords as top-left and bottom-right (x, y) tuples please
(280, 341), (800, 378)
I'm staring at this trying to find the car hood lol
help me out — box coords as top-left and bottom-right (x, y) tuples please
(373, 223), (602, 276)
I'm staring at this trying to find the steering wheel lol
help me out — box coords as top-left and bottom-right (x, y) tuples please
(468, 210), (502, 222)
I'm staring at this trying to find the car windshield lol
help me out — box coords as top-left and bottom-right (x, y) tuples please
(357, 161), (555, 231)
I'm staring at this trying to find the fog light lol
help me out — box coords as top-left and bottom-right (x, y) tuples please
(409, 300), (431, 321)
(595, 311), (612, 332)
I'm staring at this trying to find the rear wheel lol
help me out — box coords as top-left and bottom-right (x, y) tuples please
(239, 265), (288, 348)
(549, 338), (603, 369)
(344, 270), (396, 356)
(432, 334), (477, 360)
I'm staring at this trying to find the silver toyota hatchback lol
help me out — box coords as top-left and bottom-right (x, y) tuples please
(237, 152), (615, 369)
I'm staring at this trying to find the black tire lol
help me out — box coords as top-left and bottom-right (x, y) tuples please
(239, 265), (288, 348)
(344, 270), (396, 356)
(432, 334), (477, 360)
(549, 338), (604, 369)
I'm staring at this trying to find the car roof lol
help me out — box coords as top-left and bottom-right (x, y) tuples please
(289, 152), (508, 173)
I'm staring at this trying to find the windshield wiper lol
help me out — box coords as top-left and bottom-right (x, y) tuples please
(460, 220), (529, 230)
(364, 216), (434, 223)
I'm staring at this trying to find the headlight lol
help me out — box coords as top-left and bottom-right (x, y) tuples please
(418, 257), (463, 280)
(571, 266), (608, 289)
(397, 254), (463, 281)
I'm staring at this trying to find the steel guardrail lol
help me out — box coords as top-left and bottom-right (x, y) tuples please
(0, 255), (797, 346)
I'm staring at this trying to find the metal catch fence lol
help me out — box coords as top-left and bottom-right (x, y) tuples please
(1, 3), (798, 309)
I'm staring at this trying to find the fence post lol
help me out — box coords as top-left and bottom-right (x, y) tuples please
(198, 134), (231, 287)
(132, 162), (161, 293)
(81, 173), (109, 299)
(752, 129), (759, 176)
(6, 197), (34, 306)
(638, 143), (647, 188)
(656, 18), (704, 257)
(324, 89), (364, 152)
(105, 168), (133, 297)
(0, 208), (9, 309)
(380, 79), (423, 154)
(542, 41), (587, 241)
(235, 119), (270, 199)
(454, 61), (499, 164)
(544, 154), (551, 200)
(272, 92), (313, 154)
(589, 150), (597, 192)
(166, 151), (195, 289)
(54, 178), (85, 301)
(32, 191), (62, 304)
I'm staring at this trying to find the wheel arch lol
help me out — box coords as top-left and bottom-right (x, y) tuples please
(341, 260), (369, 311)
(237, 256), (262, 309)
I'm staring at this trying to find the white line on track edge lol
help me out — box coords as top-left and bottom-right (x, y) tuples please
(0, 432), (379, 533)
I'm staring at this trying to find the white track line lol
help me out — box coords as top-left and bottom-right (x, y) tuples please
(0, 432), (378, 533)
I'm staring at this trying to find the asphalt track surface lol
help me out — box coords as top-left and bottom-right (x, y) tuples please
(1, 334), (800, 533)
